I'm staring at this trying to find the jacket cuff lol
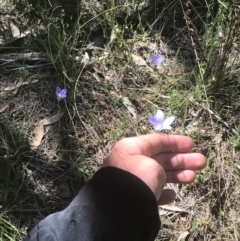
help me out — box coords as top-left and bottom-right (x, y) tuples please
(70, 167), (160, 241)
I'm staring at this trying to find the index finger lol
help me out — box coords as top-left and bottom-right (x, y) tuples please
(118, 134), (194, 157)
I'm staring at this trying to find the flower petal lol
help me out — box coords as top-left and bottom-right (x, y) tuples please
(152, 55), (164, 67)
(162, 116), (175, 130)
(56, 87), (67, 100)
(56, 86), (61, 95)
(61, 89), (67, 95)
(148, 116), (163, 131)
(148, 116), (158, 128)
(155, 110), (165, 122)
(154, 124), (163, 131)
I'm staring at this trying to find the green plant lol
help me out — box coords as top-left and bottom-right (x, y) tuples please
(1, 0), (240, 240)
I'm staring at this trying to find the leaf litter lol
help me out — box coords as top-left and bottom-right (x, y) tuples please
(31, 120), (45, 149)
(1, 1), (240, 241)
(30, 113), (64, 149)
(0, 104), (9, 113)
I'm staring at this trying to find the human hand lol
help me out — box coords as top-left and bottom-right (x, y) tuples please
(102, 134), (206, 205)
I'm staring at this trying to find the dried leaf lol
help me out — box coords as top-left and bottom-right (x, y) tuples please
(3, 80), (18, 91)
(160, 205), (189, 213)
(0, 104), (9, 113)
(10, 22), (20, 38)
(41, 112), (64, 125)
(12, 77), (24, 95)
(177, 231), (190, 241)
(92, 73), (101, 83)
(158, 209), (170, 216)
(122, 96), (137, 120)
(3, 77), (24, 93)
(31, 121), (45, 149)
(108, 29), (116, 49)
(21, 78), (39, 86)
(131, 54), (147, 66)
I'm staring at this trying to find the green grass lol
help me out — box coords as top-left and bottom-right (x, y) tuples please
(1, 0), (240, 240)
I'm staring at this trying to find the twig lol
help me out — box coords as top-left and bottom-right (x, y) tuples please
(0, 52), (49, 61)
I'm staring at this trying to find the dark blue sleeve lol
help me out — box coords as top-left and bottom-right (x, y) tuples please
(23, 167), (160, 241)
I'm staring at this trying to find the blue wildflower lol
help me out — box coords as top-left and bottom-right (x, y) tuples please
(148, 110), (175, 131)
(152, 55), (164, 68)
(56, 86), (67, 100)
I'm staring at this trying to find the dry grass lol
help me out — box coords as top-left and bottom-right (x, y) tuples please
(0, 0), (240, 240)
